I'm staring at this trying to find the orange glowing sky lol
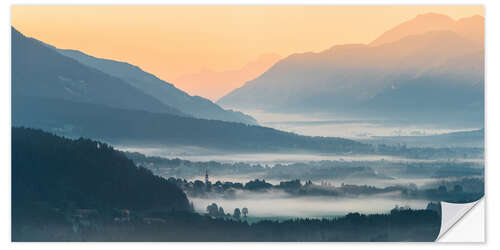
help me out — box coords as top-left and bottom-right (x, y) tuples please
(12, 5), (483, 84)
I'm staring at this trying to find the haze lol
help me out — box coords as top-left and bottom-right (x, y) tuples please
(12, 5), (483, 100)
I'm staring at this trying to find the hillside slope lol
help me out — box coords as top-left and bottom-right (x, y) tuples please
(55, 48), (256, 125)
(12, 27), (185, 117)
(12, 127), (191, 212)
(12, 96), (371, 153)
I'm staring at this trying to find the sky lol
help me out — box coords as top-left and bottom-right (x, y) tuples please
(12, 5), (483, 86)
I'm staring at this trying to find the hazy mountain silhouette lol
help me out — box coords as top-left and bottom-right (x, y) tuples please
(370, 13), (483, 46)
(12, 27), (185, 117)
(367, 128), (484, 148)
(217, 14), (484, 126)
(12, 96), (370, 153)
(173, 53), (281, 101)
(53, 47), (257, 125)
(11, 26), (376, 153)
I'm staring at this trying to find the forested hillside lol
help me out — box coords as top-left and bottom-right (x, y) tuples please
(12, 127), (191, 213)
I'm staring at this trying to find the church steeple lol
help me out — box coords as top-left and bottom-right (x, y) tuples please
(205, 169), (209, 184)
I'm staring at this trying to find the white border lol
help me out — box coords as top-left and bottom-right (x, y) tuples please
(438, 199), (485, 242)
(2, 0), (498, 248)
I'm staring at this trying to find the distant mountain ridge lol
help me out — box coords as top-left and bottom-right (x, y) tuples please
(365, 128), (484, 148)
(11, 26), (378, 154)
(12, 96), (370, 153)
(53, 46), (257, 125)
(173, 53), (281, 101)
(12, 27), (186, 117)
(217, 13), (484, 126)
(370, 13), (484, 46)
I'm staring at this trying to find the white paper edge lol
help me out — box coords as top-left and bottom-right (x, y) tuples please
(436, 198), (485, 242)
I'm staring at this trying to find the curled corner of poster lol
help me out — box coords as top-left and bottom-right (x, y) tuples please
(436, 198), (485, 242)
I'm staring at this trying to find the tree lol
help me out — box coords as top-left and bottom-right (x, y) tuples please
(206, 203), (219, 217)
(11, 127), (191, 212)
(244, 179), (272, 190)
(453, 185), (463, 192)
(233, 208), (241, 220)
(193, 180), (205, 193)
(242, 207), (248, 218)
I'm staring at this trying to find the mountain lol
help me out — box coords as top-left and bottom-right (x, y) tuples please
(11, 27), (185, 117)
(13, 96), (481, 160)
(365, 128), (484, 148)
(53, 46), (257, 125)
(12, 127), (191, 212)
(12, 96), (371, 153)
(370, 13), (484, 46)
(11, 26), (375, 154)
(173, 53), (281, 101)
(217, 14), (484, 126)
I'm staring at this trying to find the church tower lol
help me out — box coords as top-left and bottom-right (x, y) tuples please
(205, 169), (209, 185)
